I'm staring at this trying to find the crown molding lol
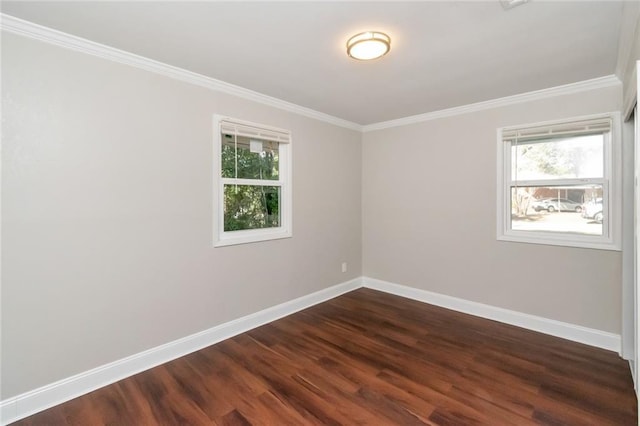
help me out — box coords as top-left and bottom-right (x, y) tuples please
(0, 14), (624, 135)
(362, 75), (622, 132)
(0, 13), (363, 132)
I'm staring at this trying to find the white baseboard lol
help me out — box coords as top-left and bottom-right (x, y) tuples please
(2, 275), (623, 424)
(362, 276), (621, 353)
(0, 277), (362, 425)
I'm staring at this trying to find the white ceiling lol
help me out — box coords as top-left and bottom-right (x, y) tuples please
(0, 1), (627, 125)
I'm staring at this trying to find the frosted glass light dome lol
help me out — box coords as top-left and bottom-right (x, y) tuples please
(347, 31), (390, 61)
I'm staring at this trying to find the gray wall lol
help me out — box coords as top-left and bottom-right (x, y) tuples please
(620, 1), (640, 114)
(1, 33), (362, 399)
(2, 15), (634, 402)
(362, 84), (623, 333)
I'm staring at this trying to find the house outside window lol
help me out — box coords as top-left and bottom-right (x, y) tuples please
(214, 115), (292, 247)
(497, 113), (621, 250)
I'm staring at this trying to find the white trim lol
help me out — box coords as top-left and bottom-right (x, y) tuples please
(623, 74), (637, 121)
(362, 276), (622, 353)
(0, 13), (361, 132)
(362, 76), (621, 132)
(1, 275), (625, 424)
(0, 278), (362, 425)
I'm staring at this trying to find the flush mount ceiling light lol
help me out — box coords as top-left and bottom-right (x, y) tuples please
(346, 31), (391, 61)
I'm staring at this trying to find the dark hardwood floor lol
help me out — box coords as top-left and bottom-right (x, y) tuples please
(13, 288), (637, 425)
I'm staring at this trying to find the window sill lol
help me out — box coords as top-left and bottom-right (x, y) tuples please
(215, 228), (292, 247)
(497, 232), (621, 251)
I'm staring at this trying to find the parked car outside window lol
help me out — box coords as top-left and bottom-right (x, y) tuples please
(582, 199), (603, 223)
(532, 198), (583, 213)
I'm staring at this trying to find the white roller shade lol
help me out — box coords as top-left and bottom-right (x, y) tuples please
(220, 119), (291, 143)
(503, 117), (611, 143)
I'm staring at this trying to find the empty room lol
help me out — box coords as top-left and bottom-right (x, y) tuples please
(2, 1), (640, 425)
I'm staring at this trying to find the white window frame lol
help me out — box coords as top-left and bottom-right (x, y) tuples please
(496, 112), (621, 251)
(213, 114), (292, 247)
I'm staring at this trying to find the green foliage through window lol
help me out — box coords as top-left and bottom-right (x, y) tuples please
(222, 133), (281, 231)
(224, 185), (280, 231)
(221, 135), (279, 180)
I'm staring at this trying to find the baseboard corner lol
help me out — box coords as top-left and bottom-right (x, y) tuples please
(0, 276), (362, 425)
(361, 276), (621, 353)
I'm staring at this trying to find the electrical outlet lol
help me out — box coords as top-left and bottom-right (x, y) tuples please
(341, 262), (347, 273)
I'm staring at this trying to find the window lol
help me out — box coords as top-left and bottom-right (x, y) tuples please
(214, 115), (292, 246)
(497, 113), (621, 250)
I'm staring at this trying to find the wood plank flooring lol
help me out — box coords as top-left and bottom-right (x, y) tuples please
(13, 288), (637, 425)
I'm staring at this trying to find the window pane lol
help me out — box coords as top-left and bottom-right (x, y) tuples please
(511, 134), (604, 180)
(511, 185), (603, 235)
(221, 134), (279, 180)
(224, 185), (280, 231)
